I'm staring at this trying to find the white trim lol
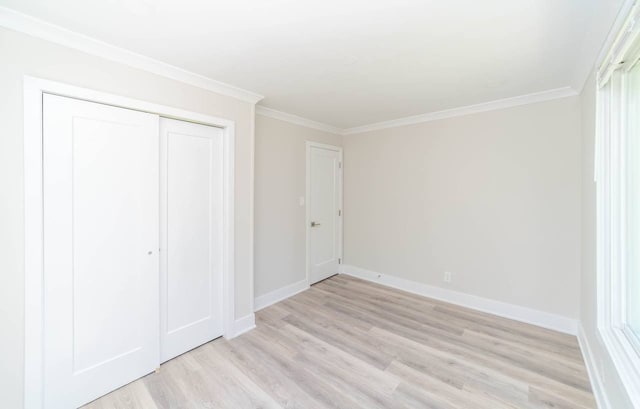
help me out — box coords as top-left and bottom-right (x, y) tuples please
(342, 87), (578, 135)
(258, 88), (580, 136)
(595, 12), (640, 403)
(306, 142), (344, 286)
(0, 6), (263, 104)
(256, 106), (343, 135)
(573, 0), (636, 94)
(227, 314), (256, 338)
(0, 2), (613, 133)
(340, 265), (578, 335)
(595, 0), (639, 78)
(248, 103), (256, 315)
(254, 279), (310, 312)
(578, 325), (613, 409)
(23, 76), (237, 409)
(596, 2), (640, 87)
(222, 118), (237, 342)
(598, 326), (640, 406)
(23, 75), (45, 409)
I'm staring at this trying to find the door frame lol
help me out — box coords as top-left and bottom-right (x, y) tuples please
(305, 141), (343, 286)
(23, 76), (236, 409)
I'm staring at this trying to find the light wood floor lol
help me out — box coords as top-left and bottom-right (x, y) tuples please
(84, 275), (595, 409)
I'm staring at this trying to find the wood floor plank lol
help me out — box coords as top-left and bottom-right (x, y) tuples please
(330, 276), (580, 356)
(210, 339), (324, 409)
(386, 360), (520, 409)
(83, 275), (595, 409)
(432, 304), (579, 350)
(388, 339), (532, 407)
(83, 381), (159, 409)
(187, 343), (283, 409)
(238, 327), (368, 409)
(280, 293), (374, 332)
(282, 323), (400, 395)
(320, 278), (583, 363)
(371, 324), (594, 405)
(315, 280), (465, 336)
(310, 286), (591, 395)
(281, 311), (394, 370)
(366, 324), (535, 406)
(392, 382), (459, 409)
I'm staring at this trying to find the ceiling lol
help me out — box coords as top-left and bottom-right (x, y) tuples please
(0, 0), (625, 129)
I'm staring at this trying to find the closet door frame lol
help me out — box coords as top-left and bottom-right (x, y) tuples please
(23, 76), (237, 409)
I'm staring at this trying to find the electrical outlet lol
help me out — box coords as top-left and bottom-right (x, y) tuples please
(444, 271), (452, 283)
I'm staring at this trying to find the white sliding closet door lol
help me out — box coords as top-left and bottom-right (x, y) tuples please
(43, 94), (160, 408)
(160, 118), (224, 362)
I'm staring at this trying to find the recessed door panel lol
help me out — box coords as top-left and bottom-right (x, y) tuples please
(43, 94), (160, 408)
(160, 118), (224, 362)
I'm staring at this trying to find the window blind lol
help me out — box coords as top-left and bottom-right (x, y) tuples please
(598, 2), (640, 88)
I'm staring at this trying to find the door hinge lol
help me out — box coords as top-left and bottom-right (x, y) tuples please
(339, 161), (342, 169)
(338, 258), (342, 264)
(338, 209), (342, 216)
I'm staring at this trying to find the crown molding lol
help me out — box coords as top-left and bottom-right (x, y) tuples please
(0, 6), (264, 104)
(0, 6), (581, 130)
(255, 105), (343, 134)
(257, 86), (579, 136)
(342, 87), (579, 135)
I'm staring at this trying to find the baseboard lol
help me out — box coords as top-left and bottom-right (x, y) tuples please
(340, 264), (578, 335)
(254, 279), (310, 312)
(225, 313), (256, 339)
(578, 325), (611, 409)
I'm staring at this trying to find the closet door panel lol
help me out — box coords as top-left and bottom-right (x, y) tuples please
(43, 94), (160, 408)
(160, 118), (224, 362)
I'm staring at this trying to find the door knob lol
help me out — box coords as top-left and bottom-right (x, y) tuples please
(311, 221), (321, 227)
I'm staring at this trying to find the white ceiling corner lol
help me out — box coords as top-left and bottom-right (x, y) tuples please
(260, 86), (580, 136)
(256, 106), (343, 134)
(341, 87), (579, 135)
(0, 5), (264, 104)
(0, 0), (626, 129)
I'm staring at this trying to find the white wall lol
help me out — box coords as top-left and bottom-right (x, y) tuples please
(579, 69), (633, 408)
(254, 114), (342, 298)
(343, 97), (582, 320)
(1, 15), (631, 409)
(0, 27), (256, 408)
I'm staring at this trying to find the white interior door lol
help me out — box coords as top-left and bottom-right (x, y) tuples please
(160, 118), (224, 362)
(43, 94), (160, 408)
(307, 143), (343, 285)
